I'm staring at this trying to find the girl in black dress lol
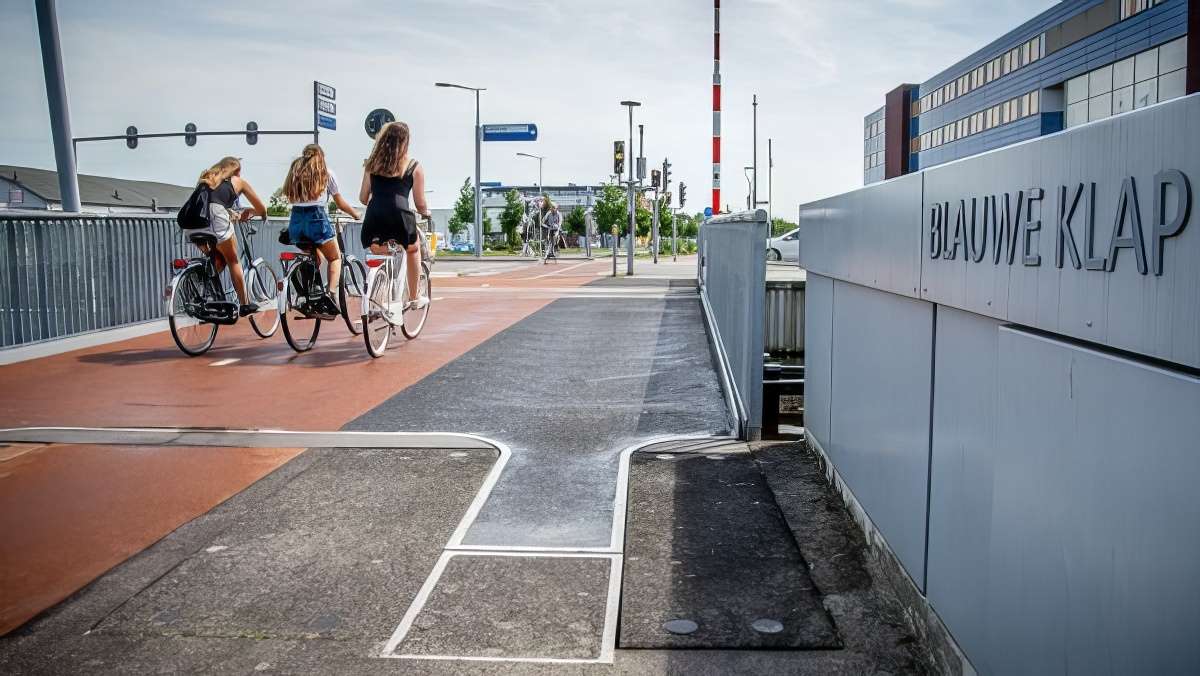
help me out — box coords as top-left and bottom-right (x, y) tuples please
(358, 122), (430, 309)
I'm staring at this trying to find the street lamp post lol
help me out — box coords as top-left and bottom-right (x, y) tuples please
(619, 100), (641, 277)
(517, 152), (544, 255)
(436, 82), (486, 258)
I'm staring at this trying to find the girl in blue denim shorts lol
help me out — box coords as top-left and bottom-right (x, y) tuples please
(284, 144), (360, 316)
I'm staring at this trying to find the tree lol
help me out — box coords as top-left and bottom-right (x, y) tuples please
(771, 217), (798, 237)
(635, 196), (652, 239)
(657, 198), (673, 238)
(593, 184), (627, 239)
(564, 206), (587, 237)
(267, 188), (290, 217)
(447, 177), (474, 240)
(499, 189), (524, 249)
(677, 213), (699, 239)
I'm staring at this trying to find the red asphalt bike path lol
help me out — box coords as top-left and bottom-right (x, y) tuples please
(0, 259), (614, 635)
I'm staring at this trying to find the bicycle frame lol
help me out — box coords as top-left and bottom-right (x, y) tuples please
(361, 247), (410, 327)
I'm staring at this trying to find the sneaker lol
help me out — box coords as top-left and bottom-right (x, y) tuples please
(405, 295), (430, 311)
(239, 304), (258, 317)
(314, 294), (340, 320)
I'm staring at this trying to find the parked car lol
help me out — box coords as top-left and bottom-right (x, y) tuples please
(766, 228), (799, 262)
(450, 241), (473, 253)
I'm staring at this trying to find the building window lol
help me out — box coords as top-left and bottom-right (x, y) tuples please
(1065, 37), (1187, 129)
(1121, 0), (1165, 20)
(8, 189), (24, 205)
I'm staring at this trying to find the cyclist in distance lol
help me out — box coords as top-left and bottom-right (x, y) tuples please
(195, 156), (267, 317)
(284, 144), (360, 317)
(358, 121), (430, 309)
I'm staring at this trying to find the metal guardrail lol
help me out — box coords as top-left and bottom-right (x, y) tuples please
(0, 215), (374, 349)
(697, 209), (768, 440)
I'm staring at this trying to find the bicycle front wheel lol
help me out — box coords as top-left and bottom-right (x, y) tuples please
(339, 257), (368, 335)
(247, 261), (280, 338)
(362, 268), (392, 358)
(401, 262), (432, 339)
(168, 266), (218, 356)
(280, 261), (322, 353)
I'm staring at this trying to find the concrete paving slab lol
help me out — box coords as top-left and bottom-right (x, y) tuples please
(393, 554), (612, 661)
(619, 447), (840, 649)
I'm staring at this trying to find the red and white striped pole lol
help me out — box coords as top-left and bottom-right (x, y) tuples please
(712, 0), (721, 214)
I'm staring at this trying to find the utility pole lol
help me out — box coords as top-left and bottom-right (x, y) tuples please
(752, 94), (758, 211)
(34, 0), (81, 213)
(632, 122), (645, 276)
(619, 101), (641, 277)
(767, 138), (774, 226)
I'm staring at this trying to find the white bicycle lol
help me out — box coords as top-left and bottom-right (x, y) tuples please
(360, 240), (431, 358)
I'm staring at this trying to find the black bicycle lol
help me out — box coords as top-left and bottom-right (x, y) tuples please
(166, 219), (280, 356)
(277, 221), (368, 352)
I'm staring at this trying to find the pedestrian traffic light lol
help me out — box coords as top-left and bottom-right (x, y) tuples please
(679, 183), (687, 207)
(245, 121), (259, 146)
(613, 141), (625, 176)
(125, 126), (138, 150)
(651, 169), (661, 189)
(184, 122), (197, 147)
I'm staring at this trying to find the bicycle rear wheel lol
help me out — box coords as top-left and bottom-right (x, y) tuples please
(401, 262), (432, 339)
(339, 257), (368, 335)
(247, 261), (280, 338)
(362, 268), (392, 358)
(280, 261), (322, 352)
(168, 267), (218, 356)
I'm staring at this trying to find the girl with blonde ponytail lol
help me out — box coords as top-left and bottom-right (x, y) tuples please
(284, 144), (360, 318)
(194, 156), (267, 317)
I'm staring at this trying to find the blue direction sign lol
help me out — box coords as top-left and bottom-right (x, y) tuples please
(482, 123), (538, 142)
(480, 181), (502, 188)
(318, 114), (336, 131)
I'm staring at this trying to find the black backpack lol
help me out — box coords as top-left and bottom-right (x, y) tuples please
(177, 184), (212, 230)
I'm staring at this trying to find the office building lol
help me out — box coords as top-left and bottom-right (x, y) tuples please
(865, 0), (1196, 184)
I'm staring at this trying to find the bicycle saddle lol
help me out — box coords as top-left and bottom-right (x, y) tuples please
(188, 233), (219, 247)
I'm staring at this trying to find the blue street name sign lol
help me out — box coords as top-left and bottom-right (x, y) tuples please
(318, 114), (336, 131)
(482, 123), (538, 142)
(480, 181), (502, 188)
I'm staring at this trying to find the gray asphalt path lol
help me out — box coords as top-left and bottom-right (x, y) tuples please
(347, 293), (730, 550)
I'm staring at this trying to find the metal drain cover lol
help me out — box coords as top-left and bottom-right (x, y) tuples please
(751, 618), (784, 634)
(663, 619), (698, 635)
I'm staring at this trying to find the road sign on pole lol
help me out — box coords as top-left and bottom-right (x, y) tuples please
(317, 114), (336, 131)
(315, 82), (336, 101)
(481, 123), (537, 142)
(364, 108), (394, 139)
(317, 99), (336, 115)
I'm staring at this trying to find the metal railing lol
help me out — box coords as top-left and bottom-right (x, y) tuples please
(697, 209), (768, 440)
(0, 214), (374, 349)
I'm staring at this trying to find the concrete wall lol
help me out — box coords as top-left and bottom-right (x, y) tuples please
(799, 94), (1200, 674)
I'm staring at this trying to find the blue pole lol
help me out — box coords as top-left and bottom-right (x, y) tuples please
(34, 0), (81, 213)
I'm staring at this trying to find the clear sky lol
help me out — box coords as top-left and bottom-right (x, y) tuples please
(1, 0), (1055, 216)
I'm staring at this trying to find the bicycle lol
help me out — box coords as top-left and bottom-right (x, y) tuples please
(360, 236), (432, 358)
(276, 221), (368, 352)
(166, 219), (279, 357)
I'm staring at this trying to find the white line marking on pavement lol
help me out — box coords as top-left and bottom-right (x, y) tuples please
(381, 551), (622, 664)
(516, 261), (596, 280)
(208, 358), (241, 367)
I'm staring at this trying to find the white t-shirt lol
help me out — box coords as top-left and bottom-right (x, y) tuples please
(290, 169), (340, 207)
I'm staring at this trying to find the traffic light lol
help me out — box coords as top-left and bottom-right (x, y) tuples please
(125, 126), (138, 150)
(662, 159), (672, 188)
(679, 183), (687, 207)
(245, 121), (259, 145)
(184, 122), (198, 147)
(613, 141), (625, 176)
(651, 169), (661, 189)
